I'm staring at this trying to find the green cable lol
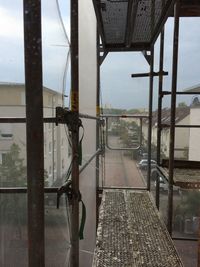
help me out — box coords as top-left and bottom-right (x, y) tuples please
(79, 199), (86, 240)
(78, 139), (82, 166)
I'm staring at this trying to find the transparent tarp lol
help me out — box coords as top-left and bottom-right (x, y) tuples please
(0, 0), (69, 92)
(0, 194), (28, 267)
(0, 124), (26, 188)
(45, 194), (71, 266)
(0, 193), (71, 267)
(0, 0), (71, 266)
(44, 123), (71, 187)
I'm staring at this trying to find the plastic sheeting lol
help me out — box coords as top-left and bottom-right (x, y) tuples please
(0, 0), (69, 93)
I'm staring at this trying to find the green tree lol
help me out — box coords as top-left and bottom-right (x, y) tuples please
(0, 143), (26, 187)
(178, 102), (187, 108)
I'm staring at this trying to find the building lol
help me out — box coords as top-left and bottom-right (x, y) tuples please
(142, 106), (190, 159)
(0, 82), (70, 186)
(184, 84), (200, 161)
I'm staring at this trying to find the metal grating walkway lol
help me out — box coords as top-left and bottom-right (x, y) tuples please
(92, 0), (174, 51)
(93, 190), (183, 267)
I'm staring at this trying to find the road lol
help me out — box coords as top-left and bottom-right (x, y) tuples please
(103, 136), (145, 188)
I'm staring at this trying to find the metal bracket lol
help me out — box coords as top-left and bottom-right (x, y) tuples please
(142, 50), (151, 65)
(104, 116), (143, 151)
(131, 71), (168, 78)
(57, 179), (72, 208)
(56, 106), (82, 132)
(100, 51), (108, 65)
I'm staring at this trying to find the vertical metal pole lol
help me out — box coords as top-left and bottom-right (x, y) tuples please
(96, 33), (100, 226)
(23, 1), (44, 266)
(147, 47), (154, 191)
(156, 28), (165, 209)
(52, 95), (55, 183)
(167, 0), (180, 235)
(70, 0), (79, 266)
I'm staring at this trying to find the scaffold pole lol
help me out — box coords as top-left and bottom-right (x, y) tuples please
(167, 0), (180, 235)
(156, 27), (165, 209)
(70, 0), (80, 266)
(147, 47), (154, 191)
(23, 0), (45, 266)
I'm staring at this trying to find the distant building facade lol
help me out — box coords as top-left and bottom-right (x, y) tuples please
(142, 107), (190, 159)
(0, 83), (70, 186)
(186, 85), (200, 161)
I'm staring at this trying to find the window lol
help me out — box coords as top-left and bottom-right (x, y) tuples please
(61, 138), (64, 147)
(48, 95), (52, 106)
(0, 153), (7, 165)
(0, 124), (13, 139)
(54, 139), (56, 151)
(21, 92), (25, 105)
(44, 142), (47, 156)
(49, 166), (52, 176)
(49, 142), (52, 153)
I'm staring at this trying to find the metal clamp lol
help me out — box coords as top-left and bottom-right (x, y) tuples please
(57, 179), (72, 209)
(56, 107), (82, 132)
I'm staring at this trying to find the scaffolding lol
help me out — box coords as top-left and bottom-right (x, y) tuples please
(0, 0), (200, 266)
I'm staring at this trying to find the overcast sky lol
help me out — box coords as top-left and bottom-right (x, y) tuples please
(101, 17), (200, 110)
(0, 1), (200, 110)
(0, 0), (70, 93)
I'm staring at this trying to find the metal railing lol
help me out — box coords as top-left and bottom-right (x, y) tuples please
(101, 114), (148, 151)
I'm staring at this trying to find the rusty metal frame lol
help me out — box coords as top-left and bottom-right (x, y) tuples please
(151, 0), (175, 45)
(125, 0), (138, 48)
(162, 90), (200, 95)
(70, 0), (79, 265)
(162, 124), (200, 128)
(96, 33), (101, 226)
(92, 0), (106, 48)
(167, 0), (180, 235)
(131, 71), (168, 78)
(155, 27), (165, 209)
(104, 116), (144, 151)
(23, 1), (44, 266)
(92, 0), (175, 52)
(147, 47), (154, 192)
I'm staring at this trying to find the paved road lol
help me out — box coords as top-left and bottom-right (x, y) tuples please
(103, 136), (145, 188)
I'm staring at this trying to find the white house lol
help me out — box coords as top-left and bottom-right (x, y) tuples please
(0, 82), (70, 186)
(142, 106), (190, 159)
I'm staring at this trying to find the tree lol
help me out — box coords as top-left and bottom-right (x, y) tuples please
(178, 102), (187, 108)
(0, 143), (26, 187)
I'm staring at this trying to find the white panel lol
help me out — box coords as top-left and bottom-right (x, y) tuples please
(79, 0), (97, 266)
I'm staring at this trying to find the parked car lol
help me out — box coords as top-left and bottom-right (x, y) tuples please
(138, 159), (157, 170)
(154, 177), (180, 193)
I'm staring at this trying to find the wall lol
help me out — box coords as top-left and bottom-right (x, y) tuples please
(174, 115), (190, 159)
(0, 85), (70, 186)
(189, 107), (200, 161)
(79, 0), (97, 266)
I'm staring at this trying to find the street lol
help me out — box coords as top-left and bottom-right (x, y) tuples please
(103, 136), (145, 188)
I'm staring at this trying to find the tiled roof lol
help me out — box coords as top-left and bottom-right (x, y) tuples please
(0, 82), (61, 95)
(143, 107), (190, 126)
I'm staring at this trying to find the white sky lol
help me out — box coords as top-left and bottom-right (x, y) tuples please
(0, 1), (200, 110)
(0, 0), (70, 93)
(101, 17), (200, 110)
